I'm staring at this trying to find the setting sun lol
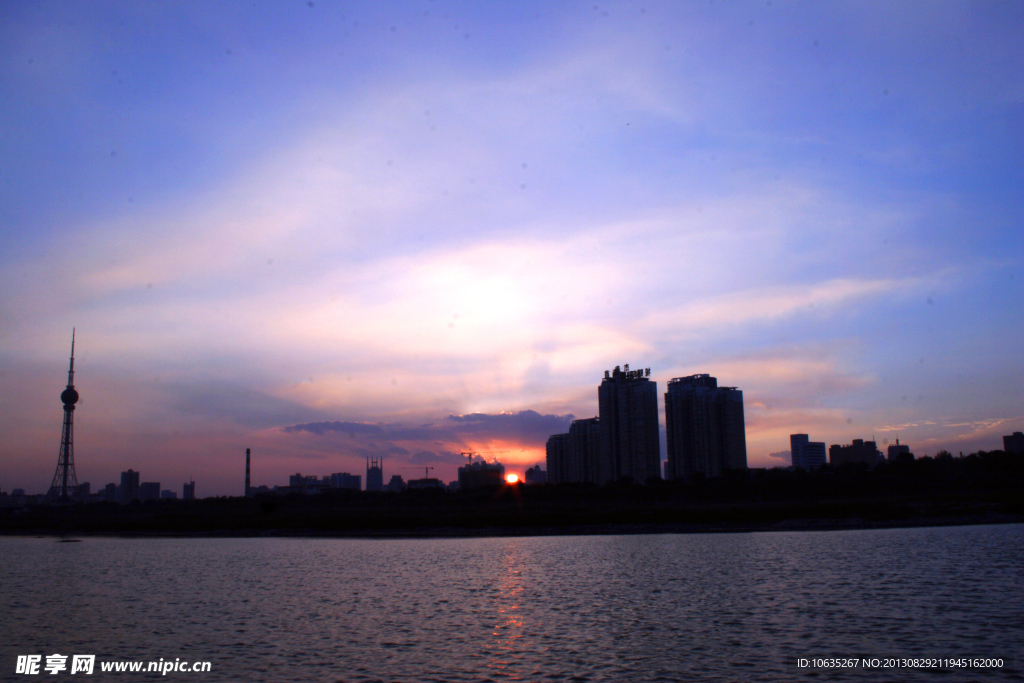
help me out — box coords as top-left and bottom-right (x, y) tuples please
(505, 474), (519, 484)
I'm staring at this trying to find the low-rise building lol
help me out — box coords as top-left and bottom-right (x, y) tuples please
(829, 439), (881, 469)
(790, 434), (827, 471)
(1003, 432), (1024, 455)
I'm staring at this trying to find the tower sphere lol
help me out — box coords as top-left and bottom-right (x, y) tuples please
(61, 387), (79, 406)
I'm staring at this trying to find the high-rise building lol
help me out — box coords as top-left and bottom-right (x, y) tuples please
(182, 480), (195, 500)
(665, 374), (747, 480)
(119, 469), (140, 503)
(829, 439), (880, 468)
(1003, 432), (1024, 455)
(386, 475), (406, 492)
(568, 417), (601, 484)
(598, 365), (661, 484)
(546, 418), (599, 485)
(546, 432), (571, 484)
(790, 434), (827, 471)
(366, 457), (384, 492)
(245, 448), (251, 497)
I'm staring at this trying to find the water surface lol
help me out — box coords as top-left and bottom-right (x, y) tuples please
(3, 524), (1021, 681)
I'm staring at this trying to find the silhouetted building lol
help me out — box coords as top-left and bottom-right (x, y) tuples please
(458, 458), (506, 489)
(598, 365), (661, 484)
(829, 439), (880, 468)
(103, 483), (117, 502)
(119, 469), (140, 503)
(407, 477), (444, 490)
(665, 374), (747, 480)
(1004, 432), (1024, 455)
(525, 464), (546, 484)
(790, 434), (826, 471)
(289, 473), (318, 487)
(366, 457), (384, 492)
(160, 490), (177, 499)
(288, 473), (325, 494)
(547, 417), (601, 484)
(546, 432), (571, 484)
(569, 417), (600, 483)
(887, 439), (912, 461)
(182, 480), (195, 500)
(286, 472), (361, 493)
(387, 474), (406, 492)
(330, 472), (361, 490)
(245, 448), (252, 497)
(140, 482), (160, 501)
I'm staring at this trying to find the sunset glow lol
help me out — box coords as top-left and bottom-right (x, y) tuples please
(506, 474), (519, 485)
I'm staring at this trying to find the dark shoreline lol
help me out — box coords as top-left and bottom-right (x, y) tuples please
(4, 506), (1022, 541)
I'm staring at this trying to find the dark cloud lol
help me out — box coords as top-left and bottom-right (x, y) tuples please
(282, 420), (384, 436)
(349, 444), (410, 459)
(281, 410), (575, 448)
(443, 410), (575, 445)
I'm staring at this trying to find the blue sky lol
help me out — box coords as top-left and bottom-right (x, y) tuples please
(1, 1), (1022, 495)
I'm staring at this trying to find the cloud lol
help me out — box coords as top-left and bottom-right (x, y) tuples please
(767, 450), (791, 464)
(444, 410), (576, 443)
(280, 410), (575, 449)
(641, 276), (932, 339)
(282, 421), (384, 437)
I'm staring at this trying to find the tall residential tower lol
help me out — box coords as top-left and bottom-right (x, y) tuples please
(597, 365), (661, 484)
(665, 374), (747, 480)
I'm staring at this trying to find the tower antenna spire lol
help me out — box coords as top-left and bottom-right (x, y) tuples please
(68, 328), (75, 385)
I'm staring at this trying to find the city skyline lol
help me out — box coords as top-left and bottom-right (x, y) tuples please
(2, 2), (1022, 496)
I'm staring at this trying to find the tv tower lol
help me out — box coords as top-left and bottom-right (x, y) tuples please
(49, 329), (80, 500)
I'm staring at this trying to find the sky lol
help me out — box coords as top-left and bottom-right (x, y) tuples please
(1, 0), (1022, 496)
